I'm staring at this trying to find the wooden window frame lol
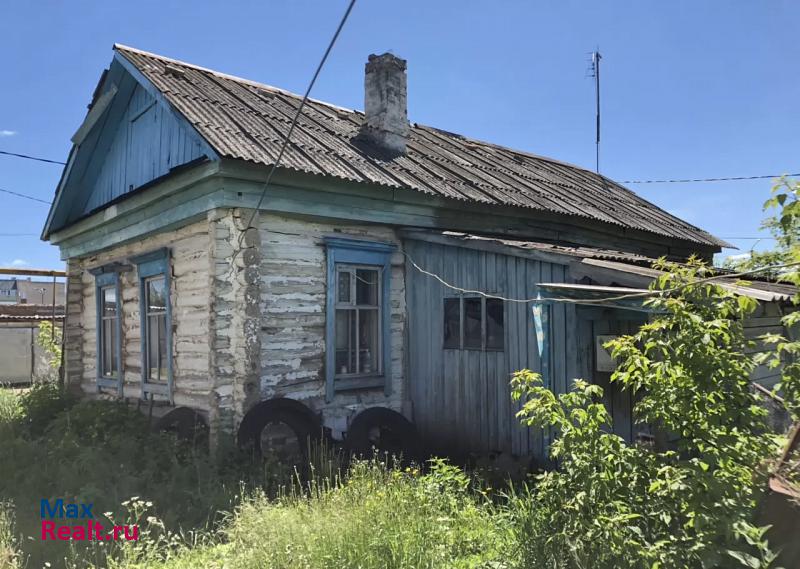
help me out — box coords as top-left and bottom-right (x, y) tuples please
(132, 248), (173, 403)
(91, 269), (123, 395)
(324, 237), (395, 401)
(442, 295), (505, 352)
(333, 264), (383, 380)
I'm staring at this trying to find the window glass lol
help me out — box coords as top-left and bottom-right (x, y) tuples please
(102, 287), (117, 316)
(356, 269), (379, 306)
(335, 309), (356, 375)
(334, 264), (382, 377)
(443, 298), (460, 349)
(99, 285), (118, 377)
(337, 271), (351, 304)
(486, 299), (504, 350)
(463, 297), (482, 349)
(358, 309), (379, 373)
(145, 276), (168, 382)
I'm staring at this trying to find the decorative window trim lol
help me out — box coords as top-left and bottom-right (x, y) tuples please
(131, 248), (173, 403)
(90, 267), (124, 395)
(324, 237), (395, 402)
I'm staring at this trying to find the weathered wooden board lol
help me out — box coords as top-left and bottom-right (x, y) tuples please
(404, 237), (575, 461)
(82, 84), (205, 216)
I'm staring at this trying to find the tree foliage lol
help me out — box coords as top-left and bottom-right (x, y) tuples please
(723, 177), (800, 278)
(36, 320), (62, 372)
(510, 259), (782, 569)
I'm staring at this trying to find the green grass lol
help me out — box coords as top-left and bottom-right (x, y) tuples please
(109, 460), (510, 569)
(0, 386), (515, 569)
(0, 384), (284, 569)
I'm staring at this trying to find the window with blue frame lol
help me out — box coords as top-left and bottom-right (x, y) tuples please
(132, 249), (173, 400)
(90, 268), (123, 394)
(324, 237), (394, 400)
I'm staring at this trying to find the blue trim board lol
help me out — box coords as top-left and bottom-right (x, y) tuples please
(133, 248), (174, 403)
(323, 236), (395, 401)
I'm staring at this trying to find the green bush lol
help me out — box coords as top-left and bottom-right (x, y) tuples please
(509, 259), (782, 569)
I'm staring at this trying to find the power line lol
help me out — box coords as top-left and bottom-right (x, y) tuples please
(0, 187), (52, 204)
(0, 150), (65, 166)
(0, 233), (38, 236)
(238, 0), (357, 249)
(718, 236), (777, 240)
(623, 173), (800, 184)
(401, 247), (800, 306)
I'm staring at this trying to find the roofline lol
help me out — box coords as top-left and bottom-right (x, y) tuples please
(112, 43), (359, 114)
(43, 44), (728, 251)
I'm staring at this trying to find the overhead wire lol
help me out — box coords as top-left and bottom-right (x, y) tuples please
(623, 173), (800, 184)
(236, 0), (357, 249)
(399, 247), (800, 306)
(0, 150), (65, 166)
(0, 187), (52, 204)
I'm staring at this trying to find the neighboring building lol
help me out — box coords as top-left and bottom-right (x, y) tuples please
(0, 280), (19, 303)
(0, 278), (65, 305)
(0, 304), (64, 384)
(40, 45), (790, 461)
(16, 279), (66, 305)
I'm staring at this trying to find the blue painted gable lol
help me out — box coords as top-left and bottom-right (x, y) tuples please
(43, 53), (217, 237)
(82, 84), (205, 214)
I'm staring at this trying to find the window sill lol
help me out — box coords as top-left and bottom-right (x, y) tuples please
(334, 375), (385, 392)
(97, 377), (120, 389)
(142, 382), (170, 395)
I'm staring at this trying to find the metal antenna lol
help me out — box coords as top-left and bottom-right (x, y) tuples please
(588, 50), (602, 173)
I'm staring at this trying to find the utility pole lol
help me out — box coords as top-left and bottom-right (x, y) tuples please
(589, 50), (602, 173)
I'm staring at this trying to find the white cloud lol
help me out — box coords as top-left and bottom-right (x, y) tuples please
(9, 259), (29, 267)
(0, 130), (17, 137)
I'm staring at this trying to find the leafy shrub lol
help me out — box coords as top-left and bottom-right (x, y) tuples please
(509, 259), (780, 569)
(17, 382), (76, 436)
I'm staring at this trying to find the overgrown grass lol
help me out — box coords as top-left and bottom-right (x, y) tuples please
(0, 385), (291, 569)
(0, 386), (514, 569)
(100, 460), (511, 569)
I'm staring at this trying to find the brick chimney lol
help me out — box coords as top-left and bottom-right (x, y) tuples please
(358, 53), (408, 156)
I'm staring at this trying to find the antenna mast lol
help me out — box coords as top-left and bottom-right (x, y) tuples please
(589, 50), (602, 173)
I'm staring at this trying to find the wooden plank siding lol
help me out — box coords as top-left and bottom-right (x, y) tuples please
(744, 302), (788, 390)
(81, 84), (205, 216)
(404, 237), (574, 462)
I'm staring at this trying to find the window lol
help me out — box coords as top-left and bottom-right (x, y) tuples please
(144, 276), (168, 382)
(324, 237), (395, 401)
(100, 286), (120, 377)
(91, 269), (123, 395)
(132, 248), (173, 401)
(334, 266), (381, 377)
(443, 296), (504, 351)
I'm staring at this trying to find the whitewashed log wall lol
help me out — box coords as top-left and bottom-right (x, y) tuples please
(258, 214), (406, 437)
(65, 219), (213, 412)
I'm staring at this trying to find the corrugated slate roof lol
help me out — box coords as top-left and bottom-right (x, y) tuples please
(0, 304), (64, 322)
(114, 44), (728, 249)
(430, 231), (795, 301)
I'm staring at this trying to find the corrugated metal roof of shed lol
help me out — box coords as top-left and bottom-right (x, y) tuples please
(113, 44), (729, 249)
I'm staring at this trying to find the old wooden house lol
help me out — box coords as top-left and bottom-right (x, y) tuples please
(42, 45), (789, 463)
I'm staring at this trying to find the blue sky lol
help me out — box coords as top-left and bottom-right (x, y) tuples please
(1, 0), (798, 269)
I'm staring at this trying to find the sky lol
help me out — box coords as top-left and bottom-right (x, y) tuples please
(1, 0), (798, 270)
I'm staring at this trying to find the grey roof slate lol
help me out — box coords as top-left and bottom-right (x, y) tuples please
(114, 45), (728, 249)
